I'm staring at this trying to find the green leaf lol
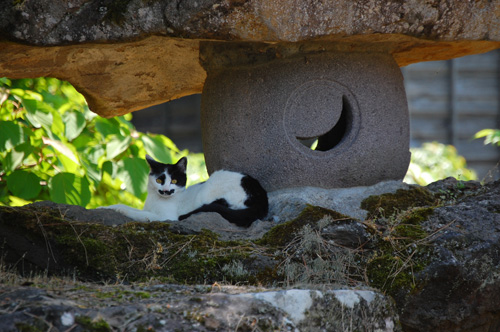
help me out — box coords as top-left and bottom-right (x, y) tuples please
(0, 121), (24, 151)
(49, 172), (90, 207)
(72, 133), (94, 150)
(106, 135), (131, 160)
(474, 129), (500, 146)
(102, 160), (117, 178)
(4, 150), (24, 172)
(23, 99), (54, 130)
(63, 110), (86, 141)
(0, 77), (12, 87)
(81, 157), (101, 183)
(7, 170), (42, 200)
(3, 143), (33, 172)
(86, 145), (105, 165)
(60, 82), (88, 107)
(141, 134), (177, 163)
(95, 118), (122, 137)
(9, 88), (26, 98)
(50, 110), (65, 140)
(42, 137), (80, 167)
(118, 157), (148, 198)
(8, 195), (32, 207)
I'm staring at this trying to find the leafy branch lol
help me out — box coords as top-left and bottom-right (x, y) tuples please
(0, 77), (207, 208)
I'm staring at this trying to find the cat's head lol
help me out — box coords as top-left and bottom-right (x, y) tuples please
(146, 155), (187, 198)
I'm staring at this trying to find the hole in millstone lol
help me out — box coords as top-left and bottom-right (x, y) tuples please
(297, 95), (352, 151)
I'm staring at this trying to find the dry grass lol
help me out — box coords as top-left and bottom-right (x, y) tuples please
(278, 216), (363, 289)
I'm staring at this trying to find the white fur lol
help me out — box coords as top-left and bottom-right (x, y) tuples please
(100, 170), (248, 222)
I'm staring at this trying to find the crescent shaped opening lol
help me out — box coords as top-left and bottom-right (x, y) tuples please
(297, 95), (352, 151)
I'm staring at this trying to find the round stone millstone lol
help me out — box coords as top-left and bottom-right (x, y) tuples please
(201, 52), (411, 191)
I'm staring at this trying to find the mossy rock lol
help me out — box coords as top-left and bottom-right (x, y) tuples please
(365, 207), (436, 300)
(361, 187), (436, 219)
(0, 205), (273, 284)
(257, 205), (357, 247)
(75, 316), (112, 332)
(0, 200), (434, 291)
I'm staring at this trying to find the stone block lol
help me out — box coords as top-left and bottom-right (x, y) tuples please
(201, 52), (411, 190)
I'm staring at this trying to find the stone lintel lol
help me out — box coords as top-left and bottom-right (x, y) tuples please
(1, 35), (499, 117)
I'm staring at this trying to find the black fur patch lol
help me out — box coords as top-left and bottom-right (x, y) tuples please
(156, 173), (166, 185)
(179, 175), (268, 228)
(166, 164), (187, 187)
(146, 156), (167, 175)
(241, 175), (269, 220)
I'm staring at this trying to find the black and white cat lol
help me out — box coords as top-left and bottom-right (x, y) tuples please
(100, 155), (268, 227)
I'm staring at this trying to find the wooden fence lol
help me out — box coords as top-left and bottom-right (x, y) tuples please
(402, 50), (500, 181)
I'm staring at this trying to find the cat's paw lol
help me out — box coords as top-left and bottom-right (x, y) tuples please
(96, 205), (134, 217)
(96, 205), (124, 213)
(95, 205), (160, 223)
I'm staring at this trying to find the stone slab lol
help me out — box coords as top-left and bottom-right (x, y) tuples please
(0, 285), (400, 332)
(268, 180), (410, 222)
(2, 0), (500, 117)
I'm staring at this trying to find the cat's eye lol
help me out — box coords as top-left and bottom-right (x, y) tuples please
(171, 179), (177, 184)
(156, 178), (162, 184)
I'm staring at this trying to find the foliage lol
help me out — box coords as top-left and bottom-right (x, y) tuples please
(0, 77), (207, 208)
(404, 142), (477, 186)
(474, 128), (500, 147)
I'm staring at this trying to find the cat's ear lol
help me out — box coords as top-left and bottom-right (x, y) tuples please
(146, 154), (164, 172)
(145, 155), (156, 167)
(175, 157), (187, 172)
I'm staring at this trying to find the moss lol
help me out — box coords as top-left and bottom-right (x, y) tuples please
(361, 187), (436, 219)
(366, 254), (417, 297)
(94, 289), (151, 300)
(365, 207), (435, 299)
(0, 205), (271, 284)
(136, 325), (156, 332)
(0, 201), (434, 289)
(56, 234), (116, 278)
(257, 205), (355, 247)
(75, 316), (111, 332)
(15, 323), (44, 332)
(401, 206), (435, 225)
(103, 0), (133, 25)
(157, 229), (245, 283)
(394, 207), (435, 242)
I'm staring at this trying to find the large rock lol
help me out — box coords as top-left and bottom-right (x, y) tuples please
(0, 285), (400, 331)
(399, 178), (500, 331)
(1, 179), (499, 331)
(1, 1), (500, 117)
